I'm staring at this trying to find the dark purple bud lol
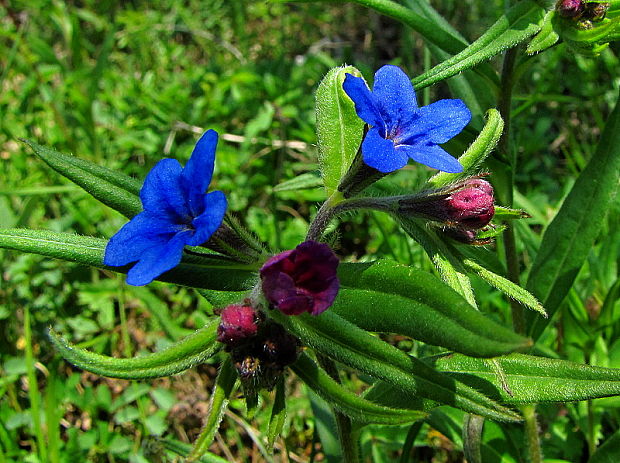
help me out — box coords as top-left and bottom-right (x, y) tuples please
(217, 304), (260, 346)
(556, 0), (585, 18)
(260, 241), (340, 316)
(399, 178), (495, 230)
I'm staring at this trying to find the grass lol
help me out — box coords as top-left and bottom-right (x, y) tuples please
(1, 0), (620, 461)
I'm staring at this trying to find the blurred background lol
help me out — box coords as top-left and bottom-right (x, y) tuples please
(1, 1), (620, 461)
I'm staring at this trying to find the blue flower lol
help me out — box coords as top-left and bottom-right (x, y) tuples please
(104, 130), (227, 286)
(343, 65), (471, 174)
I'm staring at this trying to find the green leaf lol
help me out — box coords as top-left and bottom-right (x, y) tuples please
(525, 90), (620, 340)
(273, 172), (323, 192)
(187, 358), (238, 462)
(412, 1), (545, 89)
(153, 438), (229, 463)
(396, 218), (478, 307)
(269, 310), (521, 422)
(432, 353), (620, 404)
(526, 10), (560, 55)
(427, 109), (504, 188)
(336, 260), (531, 358)
(462, 258), (546, 317)
(21, 139), (142, 218)
(49, 319), (221, 379)
(291, 353), (427, 425)
(315, 66), (365, 195)
(589, 430), (620, 463)
(267, 377), (287, 451)
(0, 228), (256, 291)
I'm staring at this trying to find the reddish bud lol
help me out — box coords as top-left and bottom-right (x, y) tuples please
(260, 241), (340, 316)
(556, 0), (585, 18)
(399, 178), (495, 230)
(217, 304), (260, 346)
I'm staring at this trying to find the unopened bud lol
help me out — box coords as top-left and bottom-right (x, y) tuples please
(217, 304), (260, 346)
(557, 0), (585, 18)
(399, 178), (495, 230)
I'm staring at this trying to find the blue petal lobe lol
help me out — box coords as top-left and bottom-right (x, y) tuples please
(361, 128), (409, 173)
(104, 212), (183, 267)
(401, 99), (471, 145)
(398, 144), (463, 173)
(140, 158), (191, 220)
(342, 73), (385, 132)
(181, 130), (218, 217)
(372, 65), (418, 129)
(125, 230), (192, 286)
(187, 190), (227, 246)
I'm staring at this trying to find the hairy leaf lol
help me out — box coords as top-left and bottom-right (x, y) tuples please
(292, 353), (427, 424)
(315, 66), (365, 195)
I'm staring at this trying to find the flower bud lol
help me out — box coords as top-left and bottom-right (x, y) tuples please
(399, 178), (495, 230)
(217, 304), (260, 346)
(556, 0), (585, 19)
(260, 241), (340, 316)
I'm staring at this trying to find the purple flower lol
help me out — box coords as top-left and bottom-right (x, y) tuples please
(260, 241), (340, 316)
(104, 130), (227, 286)
(343, 65), (471, 174)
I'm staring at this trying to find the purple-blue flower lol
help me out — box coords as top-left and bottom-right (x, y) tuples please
(343, 65), (471, 174)
(104, 130), (227, 286)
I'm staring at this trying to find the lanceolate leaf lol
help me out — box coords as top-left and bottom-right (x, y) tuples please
(187, 358), (238, 462)
(315, 66), (365, 195)
(412, 1), (545, 89)
(291, 353), (427, 425)
(49, 319), (221, 379)
(428, 109), (504, 188)
(0, 228), (256, 291)
(431, 353), (620, 404)
(267, 377), (287, 451)
(22, 139), (142, 218)
(269, 310), (521, 422)
(526, 91), (620, 340)
(336, 260), (531, 358)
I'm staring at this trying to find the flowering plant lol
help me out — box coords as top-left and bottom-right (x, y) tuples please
(3, 2), (620, 461)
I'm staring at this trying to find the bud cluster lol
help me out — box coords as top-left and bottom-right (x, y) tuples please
(217, 303), (299, 391)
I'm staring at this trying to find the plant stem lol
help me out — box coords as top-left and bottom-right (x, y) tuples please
(522, 405), (543, 463)
(316, 355), (360, 463)
(497, 44), (525, 334)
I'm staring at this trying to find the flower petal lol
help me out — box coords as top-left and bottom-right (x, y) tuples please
(398, 144), (464, 173)
(140, 158), (191, 220)
(372, 65), (418, 129)
(187, 190), (227, 246)
(103, 212), (183, 267)
(342, 73), (385, 132)
(181, 130), (218, 217)
(125, 230), (192, 286)
(404, 99), (471, 145)
(361, 128), (409, 173)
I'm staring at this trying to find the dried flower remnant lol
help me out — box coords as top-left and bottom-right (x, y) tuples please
(260, 241), (340, 316)
(104, 130), (227, 285)
(343, 65), (471, 174)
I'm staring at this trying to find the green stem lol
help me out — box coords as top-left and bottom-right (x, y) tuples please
(521, 405), (543, 463)
(316, 355), (360, 463)
(24, 307), (47, 462)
